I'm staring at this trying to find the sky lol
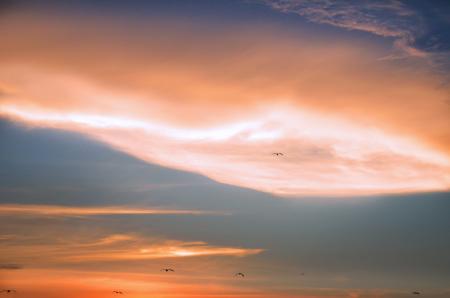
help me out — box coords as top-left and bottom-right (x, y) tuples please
(0, 1), (449, 297)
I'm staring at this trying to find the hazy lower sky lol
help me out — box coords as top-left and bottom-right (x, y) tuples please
(0, 1), (449, 297)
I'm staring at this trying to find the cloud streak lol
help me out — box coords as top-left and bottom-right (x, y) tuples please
(261, 0), (433, 59)
(263, 0), (418, 37)
(67, 241), (263, 262)
(0, 204), (223, 216)
(0, 232), (263, 265)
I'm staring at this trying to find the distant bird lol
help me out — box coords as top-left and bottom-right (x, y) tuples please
(161, 268), (175, 272)
(412, 292), (421, 295)
(272, 152), (284, 156)
(300, 272), (305, 276)
(0, 264), (22, 270)
(112, 290), (124, 294)
(0, 290), (16, 294)
(235, 272), (245, 277)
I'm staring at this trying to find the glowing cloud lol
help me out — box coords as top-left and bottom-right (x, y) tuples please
(1, 101), (448, 196)
(0, 204), (222, 216)
(0, 232), (263, 264)
(0, 14), (449, 196)
(71, 241), (263, 262)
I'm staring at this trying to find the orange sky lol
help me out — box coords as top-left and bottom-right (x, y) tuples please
(4, 268), (446, 298)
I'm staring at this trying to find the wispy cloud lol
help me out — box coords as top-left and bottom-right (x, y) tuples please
(261, 0), (430, 59)
(0, 232), (263, 265)
(67, 240), (263, 262)
(0, 204), (224, 217)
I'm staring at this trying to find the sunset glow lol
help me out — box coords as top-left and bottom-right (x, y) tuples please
(0, 204), (223, 216)
(1, 103), (448, 195)
(1, 1), (449, 297)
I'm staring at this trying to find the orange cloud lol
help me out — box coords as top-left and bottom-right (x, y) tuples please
(0, 204), (222, 216)
(67, 241), (263, 262)
(0, 13), (449, 196)
(0, 231), (263, 266)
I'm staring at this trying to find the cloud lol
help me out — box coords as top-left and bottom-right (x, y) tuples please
(263, 0), (418, 37)
(0, 13), (449, 196)
(67, 240), (263, 262)
(0, 204), (224, 216)
(0, 232), (263, 265)
(2, 99), (448, 196)
(261, 0), (442, 60)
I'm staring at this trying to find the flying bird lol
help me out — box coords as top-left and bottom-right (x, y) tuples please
(161, 268), (175, 272)
(0, 289), (16, 293)
(0, 264), (22, 270)
(235, 272), (245, 277)
(412, 292), (421, 295)
(272, 152), (284, 156)
(112, 290), (124, 294)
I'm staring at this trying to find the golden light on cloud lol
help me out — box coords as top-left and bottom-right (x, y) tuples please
(1, 101), (448, 196)
(0, 204), (221, 216)
(0, 232), (263, 265)
(141, 243), (263, 258)
(71, 242), (263, 262)
(1, 14), (449, 196)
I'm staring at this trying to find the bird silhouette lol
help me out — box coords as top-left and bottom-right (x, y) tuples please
(112, 290), (124, 294)
(0, 290), (16, 294)
(161, 268), (175, 272)
(412, 292), (421, 295)
(235, 272), (245, 277)
(272, 152), (284, 156)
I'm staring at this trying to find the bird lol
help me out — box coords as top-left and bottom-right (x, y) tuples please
(161, 268), (175, 272)
(112, 290), (124, 294)
(235, 272), (245, 277)
(412, 292), (421, 295)
(0, 290), (16, 294)
(272, 152), (284, 156)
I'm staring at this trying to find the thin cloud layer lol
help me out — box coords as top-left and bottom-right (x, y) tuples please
(263, 0), (419, 38)
(0, 204), (222, 216)
(262, 0), (450, 62)
(0, 232), (263, 265)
